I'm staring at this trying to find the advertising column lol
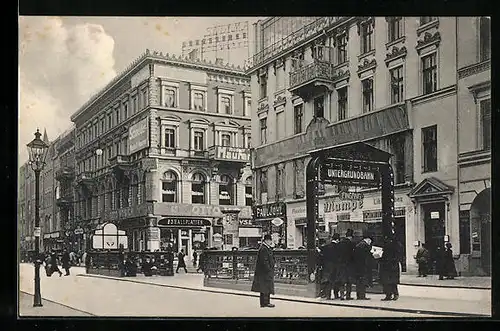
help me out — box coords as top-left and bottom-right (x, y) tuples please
(222, 209), (240, 250)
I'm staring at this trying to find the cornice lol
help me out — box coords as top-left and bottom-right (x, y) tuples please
(385, 46), (408, 65)
(357, 58), (377, 76)
(416, 31), (441, 52)
(458, 60), (491, 79)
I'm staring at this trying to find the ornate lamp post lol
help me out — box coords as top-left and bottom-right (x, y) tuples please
(26, 128), (49, 307)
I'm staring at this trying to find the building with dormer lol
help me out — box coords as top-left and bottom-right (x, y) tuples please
(70, 50), (256, 257)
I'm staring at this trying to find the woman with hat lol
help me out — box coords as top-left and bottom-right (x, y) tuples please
(353, 232), (374, 300)
(251, 234), (275, 308)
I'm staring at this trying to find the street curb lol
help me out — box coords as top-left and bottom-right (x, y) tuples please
(77, 273), (489, 318)
(19, 290), (96, 317)
(399, 282), (491, 290)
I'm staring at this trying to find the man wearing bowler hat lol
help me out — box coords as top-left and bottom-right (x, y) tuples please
(251, 234), (275, 308)
(353, 232), (375, 300)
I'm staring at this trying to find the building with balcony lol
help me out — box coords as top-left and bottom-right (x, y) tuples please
(246, 17), (485, 274)
(70, 50), (255, 257)
(456, 17), (491, 276)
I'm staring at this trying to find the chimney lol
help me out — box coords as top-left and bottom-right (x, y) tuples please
(215, 58), (224, 66)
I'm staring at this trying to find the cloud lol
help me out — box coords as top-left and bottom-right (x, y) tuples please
(19, 16), (117, 164)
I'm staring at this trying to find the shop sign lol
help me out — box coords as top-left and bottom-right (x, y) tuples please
(128, 117), (149, 155)
(253, 202), (286, 219)
(374, 196), (403, 205)
(155, 203), (250, 218)
(324, 198), (364, 213)
(239, 219), (259, 227)
(33, 227), (41, 237)
(148, 227), (160, 240)
(322, 161), (380, 187)
(158, 218), (212, 227)
(210, 146), (250, 162)
(363, 208), (406, 221)
(295, 218), (307, 226)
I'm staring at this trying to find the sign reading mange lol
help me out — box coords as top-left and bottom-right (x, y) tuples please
(128, 117), (150, 155)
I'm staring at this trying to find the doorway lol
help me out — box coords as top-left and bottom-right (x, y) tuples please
(423, 202), (446, 274)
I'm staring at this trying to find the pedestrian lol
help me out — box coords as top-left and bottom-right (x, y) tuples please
(443, 242), (458, 280)
(379, 236), (402, 301)
(322, 233), (342, 300)
(435, 245), (445, 280)
(197, 251), (204, 273)
(142, 256), (153, 277)
(317, 241), (328, 298)
(61, 249), (71, 276)
(176, 249), (188, 273)
(50, 251), (63, 277)
(415, 243), (430, 277)
(251, 234), (275, 308)
(353, 233), (374, 300)
(337, 229), (356, 300)
(44, 253), (52, 277)
(193, 251), (198, 267)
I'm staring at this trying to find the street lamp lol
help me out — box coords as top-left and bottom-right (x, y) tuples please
(26, 128), (49, 308)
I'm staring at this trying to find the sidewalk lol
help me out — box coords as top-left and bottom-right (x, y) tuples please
(400, 274), (491, 289)
(19, 291), (93, 317)
(78, 271), (491, 317)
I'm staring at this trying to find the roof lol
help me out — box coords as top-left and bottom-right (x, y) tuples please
(408, 177), (455, 199)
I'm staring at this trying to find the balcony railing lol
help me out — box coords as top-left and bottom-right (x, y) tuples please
(289, 60), (337, 90)
(108, 155), (131, 167)
(75, 171), (93, 183)
(208, 146), (250, 163)
(245, 17), (349, 71)
(55, 166), (75, 181)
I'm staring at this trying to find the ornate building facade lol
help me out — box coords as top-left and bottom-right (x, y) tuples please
(246, 17), (489, 274)
(70, 50), (254, 257)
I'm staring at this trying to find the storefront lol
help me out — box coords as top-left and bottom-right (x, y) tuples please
(253, 201), (287, 247)
(238, 219), (262, 249)
(42, 231), (63, 252)
(287, 201), (326, 249)
(157, 218), (211, 257)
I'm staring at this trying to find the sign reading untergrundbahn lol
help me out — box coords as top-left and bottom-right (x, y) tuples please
(321, 160), (381, 187)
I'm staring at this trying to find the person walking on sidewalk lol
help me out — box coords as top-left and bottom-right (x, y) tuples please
(176, 249), (188, 273)
(379, 236), (403, 301)
(251, 234), (275, 308)
(337, 229), (356, 300)
(415, 243), (430, 277)
(443, 242), (458, 280)
(49, 251), (63, 277)
(193, 251), (198, 267)
(61, 249), (71, 276)
(353, 233), (374, 300)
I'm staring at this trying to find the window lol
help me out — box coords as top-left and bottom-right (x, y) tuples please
(276, 110), (285, 140)
(133, 96), (138, 113)
(194, 92), (205, 111)
(275, 66), (284, 90)
(142, 89), (148, 108)
(245, 99), (251, 117)
(291, 52), (305, 71)
(247, 135), (251, 148)
(360, 22), (374, 54)
(391, 135), (406, 184)
(245, 182), (253, 206)
(219, 174), (234, 205)
(191, 173), (206, 204)
(362, 78), (374, 113)
(422, 125), (438, 172)
(107, 114), (112, 129)
(388, 17), (403, 42)
(164, 88), (176, 107)
(161, 171), (177, 203)
(221, 96), (232, 114)
(422, 53), (437, 95)
(260, 75), (267, 99)
(123, 103), (128, 119)
(260, 118), (267, 144)
(480, 17), (491, 61)
(314, 96), (324, 118)
(390, 66), (404, 104)
(115, 108), (120, 124)
(165, 128), (176, 148)
(420, 17), (435, 25)
(294, 104), (304, 134)
(276, 167), (285, 199)
(260, 169), (268, 194)
(194, 131), (204, 151)
(221, 133), (231, 147)
(337, 87), (348, 120)
(459, 211), (471, 254)
(336, 34), (348, 64)
(480, 99), (491, 150)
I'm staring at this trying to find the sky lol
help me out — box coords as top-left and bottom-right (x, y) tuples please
(18, 16), (263, 164)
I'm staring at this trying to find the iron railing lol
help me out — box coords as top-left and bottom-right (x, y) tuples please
(289, 61), (337, 90)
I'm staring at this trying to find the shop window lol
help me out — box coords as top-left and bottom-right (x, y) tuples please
(422, 53), (437, 95)
(314, 95), (324, 118)
(294, 104), (303, 134)
(162, 171), (177, 203)
(191, 172), (206, 204)
(362, 78), (374, 113)
(337, 87), (348, 121)
(219, 174), (234, 206)
(422, 125), (438, 172)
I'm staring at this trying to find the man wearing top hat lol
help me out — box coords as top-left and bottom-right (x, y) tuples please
(353, 232), (374, 300)
(251, 234), (276, 308)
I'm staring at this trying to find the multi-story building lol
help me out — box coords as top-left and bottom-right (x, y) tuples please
(53, 128), (78, 252)
(18, 163), (29, 251)
(246, 17), (489, 274)
(456, 17), (491, 276)
(70, 50), (255, 258)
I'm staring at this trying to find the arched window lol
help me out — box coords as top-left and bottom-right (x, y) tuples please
(162, 171), (178, 203)
(219, 174), (234, 206)
(245, 176), (253, 206)
(191, 172), (206, 204)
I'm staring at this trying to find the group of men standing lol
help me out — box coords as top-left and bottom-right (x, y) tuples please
(319, 229), (403, 301)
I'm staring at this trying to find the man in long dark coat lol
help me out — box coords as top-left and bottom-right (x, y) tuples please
(379, 237), (403, 301)
(61, 249), (71, 276)
(337, 229), (356, 300)
(353, 233), (374, 300)
(176, 249), (188, 273)
(321, 233), (342, 300)
(251, 234), (275, 308)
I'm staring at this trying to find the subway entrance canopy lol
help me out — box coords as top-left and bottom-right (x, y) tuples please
(305, 141), (395, 290)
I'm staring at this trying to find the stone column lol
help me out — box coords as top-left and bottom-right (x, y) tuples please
(188, 229), (193, 260)
(178, 229), (182, 252)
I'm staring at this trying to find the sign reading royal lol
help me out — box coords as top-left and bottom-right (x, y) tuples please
(322, 161), (380, 187)
(128, 117), (150, 155)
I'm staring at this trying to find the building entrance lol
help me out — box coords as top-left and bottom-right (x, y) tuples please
(422, 202), (446, 275)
